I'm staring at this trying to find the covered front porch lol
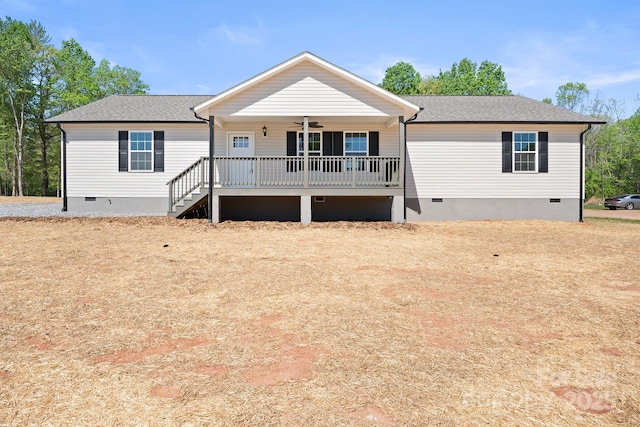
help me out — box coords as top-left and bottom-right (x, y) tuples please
(177, 52), (420, 223)
(167, 154), (404, 222)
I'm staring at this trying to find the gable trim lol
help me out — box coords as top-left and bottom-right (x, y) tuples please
(193, 52), (420, 116)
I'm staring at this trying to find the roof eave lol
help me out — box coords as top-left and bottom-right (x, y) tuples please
(46, 120), (208, 124)
(410, 120), (607, 125)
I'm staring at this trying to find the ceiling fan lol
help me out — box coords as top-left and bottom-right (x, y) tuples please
(293, 121), (323, 128)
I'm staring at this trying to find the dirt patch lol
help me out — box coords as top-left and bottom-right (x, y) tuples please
(350, 404), (395, 425)
(551, 386), (614, 414)
(25, 336), (54, 351)
(95, 337), (212, 364)
(243, 344), (325, 386)
(601, 347), (624, 357)
(194, 364), (229, 377)
(151, 385), (181, 399)
(0, 370), (11, 380)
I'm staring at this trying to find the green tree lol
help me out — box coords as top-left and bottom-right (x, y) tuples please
(380, 62), (423, 95)
(54, 39), (98, 111)
(550, 81), (640, 200)
(0, 18), (150, 197)
(27, 20), (58, 195)
(424, 58), (511, 95)
(94, 59), (149, 98)
(555, 82), (589, 113)
(0, 17), (36, 196)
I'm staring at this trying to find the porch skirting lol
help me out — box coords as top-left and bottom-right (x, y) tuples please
(67, 197), (167, 215)
(211, 195), (402, 223)
(406, 198), (580, 221)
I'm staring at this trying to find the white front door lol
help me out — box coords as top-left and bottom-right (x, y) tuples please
(227, 132), (255, 186)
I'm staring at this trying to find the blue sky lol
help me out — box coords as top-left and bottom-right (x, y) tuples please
(3, 0), (640, 117)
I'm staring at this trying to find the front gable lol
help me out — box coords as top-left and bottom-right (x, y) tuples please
(194, 52), (419, 122)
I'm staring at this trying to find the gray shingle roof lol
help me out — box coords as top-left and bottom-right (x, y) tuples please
(47, 94), (605, 124)
(46, 95), (214, 123)
(401, 95), (605, 124)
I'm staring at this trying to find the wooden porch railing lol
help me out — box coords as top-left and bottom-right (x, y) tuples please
(168, 156), (400, 211)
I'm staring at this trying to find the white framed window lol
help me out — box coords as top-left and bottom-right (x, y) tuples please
(513, 132), (537, 172)
(298, 132), (321, 170)
(345, 131), (368, 171)
(232, 135), (250, 148)
(129, 131), (153, 171)
(297, 132), (321, 156)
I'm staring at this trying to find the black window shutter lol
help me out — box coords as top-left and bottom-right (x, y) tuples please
(369, 131), (380, 172)
(322, 131), (333, 155)
(286, 131), (297, 156)
(333, 131), (343, 156)
(119, 131), (128, 172)
(153, 131), (164, 172)
(502, 132), (512, 173)
(369, 131), (379, 156)
(538, 132), (548, 173)
(321, 132), (343, 172)
(286, 131), (298, 172)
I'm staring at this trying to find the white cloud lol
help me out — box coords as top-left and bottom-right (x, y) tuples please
(499, 20), (640, 101)
(587, 69), (640, 88)
(216, 24), (260, 45)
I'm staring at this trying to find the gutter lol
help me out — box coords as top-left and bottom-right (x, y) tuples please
(579, 124), (592, 223)
(57, 124), (68, 211)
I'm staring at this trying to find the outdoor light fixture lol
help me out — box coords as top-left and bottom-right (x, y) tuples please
(262, 126), (267, 137)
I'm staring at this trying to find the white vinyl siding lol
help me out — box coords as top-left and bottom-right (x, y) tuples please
(406, 124), (585, 199)
(214, 122), (400, 157)
(204, 62), (403, 118)
(65, 123), (208, 198)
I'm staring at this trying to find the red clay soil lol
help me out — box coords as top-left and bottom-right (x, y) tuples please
(151, 385), (181, 399)
(193, 364), (229, 377)
(95, 336), (212, 364)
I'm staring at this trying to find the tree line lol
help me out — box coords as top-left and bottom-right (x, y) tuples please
(0, 17), (148, 196)
(2, 20), (638, 201)
(381, 60), (640, 200)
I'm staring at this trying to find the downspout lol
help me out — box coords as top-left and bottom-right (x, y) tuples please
(208, 117), (214, 223)
(57, 123), (68, 211)
(190, 108), (213, 222)
(402, 107), (423, 221)
(579, 123), (592, 223)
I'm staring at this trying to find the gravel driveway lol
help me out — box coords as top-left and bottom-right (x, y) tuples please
(0, 202), (159, 218)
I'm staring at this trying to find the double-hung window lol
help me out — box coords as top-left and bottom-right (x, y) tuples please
(298, 132), (321, 170)
(129, 131), (153, 171)
(297, 132), (321, 156)
(513, 132), (537, 172)
(345, 132), (368, 171)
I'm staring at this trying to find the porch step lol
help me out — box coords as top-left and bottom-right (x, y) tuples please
(168, 188), (208, 218)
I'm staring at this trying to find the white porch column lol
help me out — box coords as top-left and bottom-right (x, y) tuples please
(303, 116), (309, 188)
(210, 194), (220, 223)
(392, 195), (405, 223)
(301, 195), (311, 224)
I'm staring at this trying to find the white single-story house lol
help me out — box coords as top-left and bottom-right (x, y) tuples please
(47, 52), (604, 223)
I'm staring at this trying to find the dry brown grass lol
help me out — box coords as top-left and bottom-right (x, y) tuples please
(0, 217), (638, 426)
(0, 196), (61, 204)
